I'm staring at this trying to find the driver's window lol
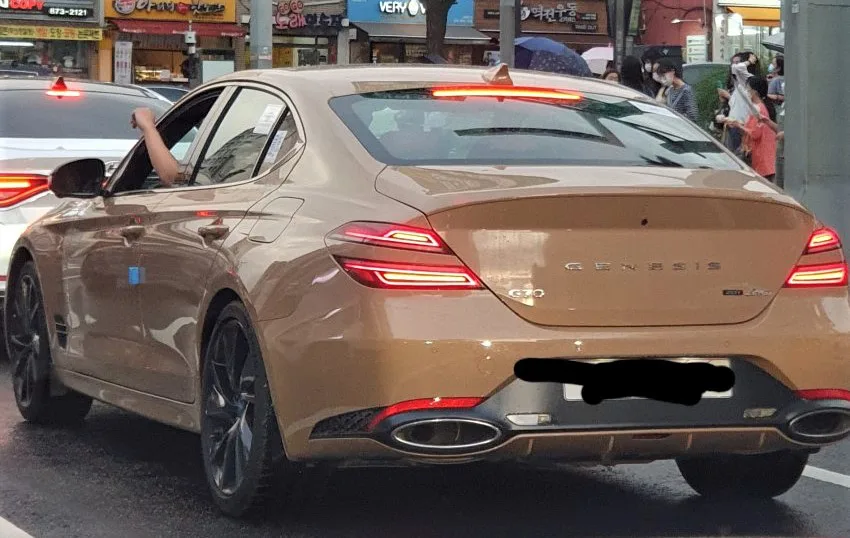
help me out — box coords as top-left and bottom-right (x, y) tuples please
(110, 90), (224, 194)
(192, 88), (286, 187)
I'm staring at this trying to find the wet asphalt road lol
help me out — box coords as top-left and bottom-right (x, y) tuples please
(0, 361), (847, 538)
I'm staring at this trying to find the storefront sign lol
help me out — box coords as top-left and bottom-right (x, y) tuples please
(0, 0), (43, 11)
(274, 1), (343, 30)
(348, 0), (473, 25)
(476, 0), (606, 34)
(0, 24), (102, 39)
(45, 6), (93, 17)
(114, 40), (133, 84)
(106, 0), (236, 22)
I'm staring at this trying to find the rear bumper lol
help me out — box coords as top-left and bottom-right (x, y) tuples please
(256, 279), (850, 462)
(303, 360), (850, 463)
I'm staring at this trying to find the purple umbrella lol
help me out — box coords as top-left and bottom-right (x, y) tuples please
(514, 37), (593, 77)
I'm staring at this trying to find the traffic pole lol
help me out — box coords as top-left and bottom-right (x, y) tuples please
(499, 0), (516, 67)
(250, 0), (273, 69)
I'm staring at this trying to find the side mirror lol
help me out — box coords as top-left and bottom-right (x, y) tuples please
(49, 158), (105, 198)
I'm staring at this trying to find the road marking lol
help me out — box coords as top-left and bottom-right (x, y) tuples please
(0, 516), (33, 538)
(804, 465), (850, 489)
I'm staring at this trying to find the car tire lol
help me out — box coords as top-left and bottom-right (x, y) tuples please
(676, 450), (808, 498)
(200, 301), (289, 518)
(7, 261), (92, 425)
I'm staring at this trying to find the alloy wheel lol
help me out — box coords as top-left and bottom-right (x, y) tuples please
(9, 274), (44, 407)
(203, 318), (258, 496)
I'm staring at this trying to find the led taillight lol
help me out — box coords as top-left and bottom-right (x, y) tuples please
(367, 397), (484, 431)
(0, 174), (49, 208)
(329, 222), (450, 253)
(432, 86), (583, 101)
(339, 258), (482, 290)
(784, 262), (848, 288)
(805, 226), (841, 254)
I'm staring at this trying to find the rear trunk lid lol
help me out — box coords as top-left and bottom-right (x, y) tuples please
(377, 165), (814, 327)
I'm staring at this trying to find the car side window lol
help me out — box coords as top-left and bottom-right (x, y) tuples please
(192, 88), (286, 187)
(255, 111), (299, 176)
(110, 90), (225, 194)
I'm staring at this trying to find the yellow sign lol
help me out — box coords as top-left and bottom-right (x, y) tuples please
(0, 25), (103, 41)
(105, 0), (236, 22)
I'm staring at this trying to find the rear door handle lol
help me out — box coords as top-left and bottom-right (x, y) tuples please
(198, 224), (229, 240)
(119, 225), (145, 239)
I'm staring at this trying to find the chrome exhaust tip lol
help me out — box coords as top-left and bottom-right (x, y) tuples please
(391, 419), (502, 451)
(788, 408), (850, 442)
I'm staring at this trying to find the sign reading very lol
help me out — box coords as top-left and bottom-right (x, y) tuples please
(107, 0), (236, 21)
(274, 0), (343, 30)
(348, 0), (473, 25)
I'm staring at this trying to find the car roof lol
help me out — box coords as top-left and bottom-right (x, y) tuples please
(207, 64), (652, 101)
(0, 76), (163, 99)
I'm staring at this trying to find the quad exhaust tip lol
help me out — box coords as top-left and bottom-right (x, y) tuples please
(788, 409), (850, 442)
(391, 418), (502, 451)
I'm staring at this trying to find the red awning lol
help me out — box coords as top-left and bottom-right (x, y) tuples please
(112, 19), (245, 38)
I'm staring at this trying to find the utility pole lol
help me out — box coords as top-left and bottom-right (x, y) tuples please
(613, 0), (625, 70)
(782, 0), (850, 252)
(250, 0), (273, 69)
(499, 0), (516, 67)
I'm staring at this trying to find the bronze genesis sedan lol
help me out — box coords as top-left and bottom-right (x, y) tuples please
(5, 65), (850, 517)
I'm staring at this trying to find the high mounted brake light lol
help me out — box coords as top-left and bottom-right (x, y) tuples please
(46, 77), (80, 98)
(431, 86), (583, 101)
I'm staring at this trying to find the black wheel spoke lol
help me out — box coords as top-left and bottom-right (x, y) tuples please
(202, 312), (262, 499)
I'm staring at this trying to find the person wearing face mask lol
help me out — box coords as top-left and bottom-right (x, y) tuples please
(651, 61), (670, 103)
(655, 58), (698, 121)
(642, 53), (663, 97)
(767, 55), (784, 105)
(717, 52), (760, 154)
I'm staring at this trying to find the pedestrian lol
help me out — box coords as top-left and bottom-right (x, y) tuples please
(767, 55), (784, 105)
(642, 53), (662, 98)
(655, 58), (699, 122)
(601, 67), (620, 83)
(717, 52), (760, 154)
(728, 76), (778, 182)
(620, 55), (652, 96)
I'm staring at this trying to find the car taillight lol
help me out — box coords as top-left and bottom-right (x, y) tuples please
(330, 221), (483, 291)
(784, 227), (848, 288)
(367, 397), (484, 431)
(0, 174), (49, 208)
(805, 226), (841, 254)
(329, 221), (450, 254)
(46, 76), (80, 98)
(338, 259), (482, 290)
(785, 263), (848, 288)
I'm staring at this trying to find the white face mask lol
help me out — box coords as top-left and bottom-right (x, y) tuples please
(644, 62), (653, 73)
(652, 72), (663, 83)
(662, 73), (674, 86)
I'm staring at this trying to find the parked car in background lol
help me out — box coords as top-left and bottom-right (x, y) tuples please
(0, 77), (175, 308)
(139, 84), (190, 103)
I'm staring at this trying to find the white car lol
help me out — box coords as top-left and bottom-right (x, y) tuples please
(0, 77), (177, 310)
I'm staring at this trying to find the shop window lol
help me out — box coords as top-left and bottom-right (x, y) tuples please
(0, 40), (89, 78)
(193, 89), (287, 186)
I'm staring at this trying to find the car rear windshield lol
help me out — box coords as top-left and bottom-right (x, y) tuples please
(328, 87), (741, 170)
(0, 89), (171, 140)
